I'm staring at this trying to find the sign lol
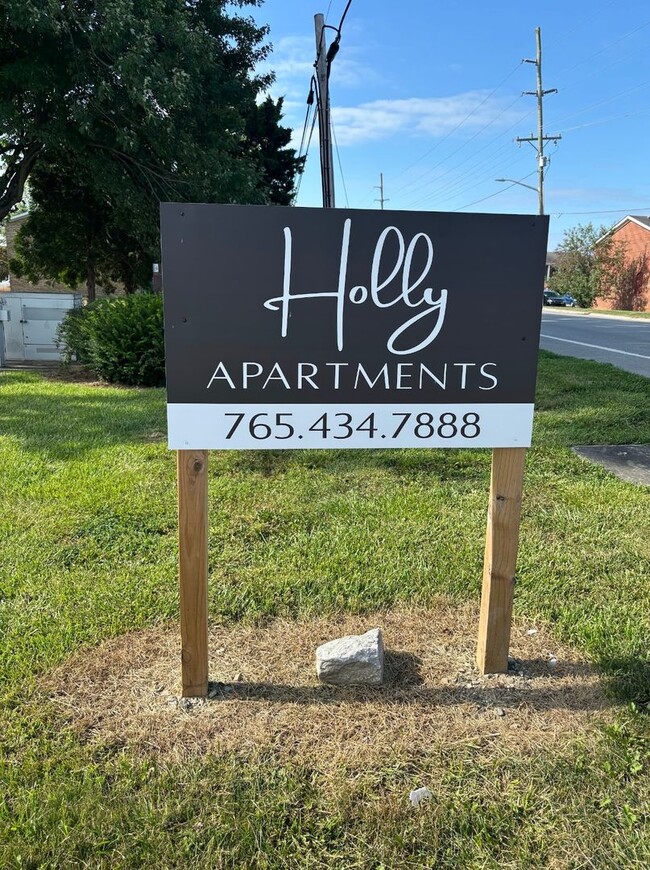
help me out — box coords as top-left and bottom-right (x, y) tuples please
(161, 204), (548, 450)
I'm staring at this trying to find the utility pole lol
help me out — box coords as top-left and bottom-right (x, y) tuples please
(516, 27), (561, 215)
(314, 13), (335, 208)
(374, 173), (388, 210)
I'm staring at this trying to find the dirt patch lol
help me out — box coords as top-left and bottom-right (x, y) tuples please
(43, 601), (611, 768)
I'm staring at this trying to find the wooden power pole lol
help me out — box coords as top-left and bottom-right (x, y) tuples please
(314, 13), (335, 208)
(374, 173), (388, 210)
(517, 27), (561, 216)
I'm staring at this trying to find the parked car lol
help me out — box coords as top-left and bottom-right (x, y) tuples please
(543, 289), (566, 306)
(559, 294), (577, 307)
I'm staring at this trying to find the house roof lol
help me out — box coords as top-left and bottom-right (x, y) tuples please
(630, 216), (650, 231)
(596, 215), (650, 244)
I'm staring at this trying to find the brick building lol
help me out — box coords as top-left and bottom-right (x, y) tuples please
(595, 215), (650, 312)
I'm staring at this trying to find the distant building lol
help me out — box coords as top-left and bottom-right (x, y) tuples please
(545, 251), (560, 283)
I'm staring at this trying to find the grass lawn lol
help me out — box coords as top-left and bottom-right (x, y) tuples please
(566, 308), (650, 319)
(595, 310), (650, 319)
(1, 351), (649, 868)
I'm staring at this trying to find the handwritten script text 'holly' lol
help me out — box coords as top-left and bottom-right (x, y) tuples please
(263, 219), (448, 355)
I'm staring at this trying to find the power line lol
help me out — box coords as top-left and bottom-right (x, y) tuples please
(552, 17), (650, 82)
(389, 60), (525, 193)
(395, 93), (528, 207)
(330, 116), (349, 207)
(413, 138), (526, 202)
(338, 0), (353, 32)
(293, 102), (319, 204)
(554, 38), (648, 97)
(453, 171), (538, 212)
(552, 207), (650, 217)
(431, 150), (532, 209)
(296, 78), (316, 162)
(399, 102), (536, 208)
(558, 107), (648, 135)
(550, 78), (650, 128)
(543, 0), (618, 52)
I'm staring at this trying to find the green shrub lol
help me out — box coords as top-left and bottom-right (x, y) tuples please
(57, 306), (93, 365)
(57, 294), (165, 387)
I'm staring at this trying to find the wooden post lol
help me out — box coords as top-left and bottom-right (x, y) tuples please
(177, 449), (209, 697)
(476, 447), (526, 674)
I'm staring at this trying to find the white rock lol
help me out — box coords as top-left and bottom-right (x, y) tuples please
(409, 787), (433, 808)
(316, 628), (384, 686)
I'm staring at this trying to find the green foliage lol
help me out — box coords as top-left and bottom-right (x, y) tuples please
(55, 306), (93, 364)
(10, 157), (152, 298)
(1, 1), (302, 289)
(57, 294), (165, 386)
(548, 223), (610, 307)
(603, 252), (649, 311)
(548, 222), (648, 310)
(244, 96), (307, 206)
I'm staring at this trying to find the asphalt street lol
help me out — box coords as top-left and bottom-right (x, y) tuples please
(539, 310), (650, 378)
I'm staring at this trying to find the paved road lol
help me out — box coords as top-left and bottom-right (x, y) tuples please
(539, 310), (650, 378)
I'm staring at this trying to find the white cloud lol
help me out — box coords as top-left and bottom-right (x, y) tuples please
(331, 93), (522, 146)
(261, 37), (522, 153)
(265, 36), (314, 99)
(262, 35), (377, 102)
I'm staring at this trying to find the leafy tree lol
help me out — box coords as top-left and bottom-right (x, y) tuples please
(244, 96), (306, 206)
(2, 1), (302, 293)
(601, 252), (649, 311)
(10, 153), (158, 299)
(548, 223), (620, 308)
(550, 222), (649, 310)
(1, 0), (278, 218)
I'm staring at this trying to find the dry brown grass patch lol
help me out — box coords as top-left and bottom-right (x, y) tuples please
(43, 600), (611, 768)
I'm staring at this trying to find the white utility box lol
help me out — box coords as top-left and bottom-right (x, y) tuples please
(0, 292), (82, 361)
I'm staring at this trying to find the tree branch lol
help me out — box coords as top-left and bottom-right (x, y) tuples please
(0, 142), (43, 220)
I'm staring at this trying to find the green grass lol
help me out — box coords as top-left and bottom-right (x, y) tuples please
(562, 308), (650, 319)
(594, 309), (650, 319)
(1, 351), (649, 868)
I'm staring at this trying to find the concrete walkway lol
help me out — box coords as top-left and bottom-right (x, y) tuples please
(572, 445), (650, 487)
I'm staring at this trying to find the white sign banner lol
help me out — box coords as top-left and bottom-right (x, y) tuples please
(167, 403), (535, 450)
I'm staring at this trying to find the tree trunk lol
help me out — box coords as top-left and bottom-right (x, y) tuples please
(86, 261), (96, 303)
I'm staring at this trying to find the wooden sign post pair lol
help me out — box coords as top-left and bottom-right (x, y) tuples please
(161, 203), (547, 698)
(176, 445), (525, 697)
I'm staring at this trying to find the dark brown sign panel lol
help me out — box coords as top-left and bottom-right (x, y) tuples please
(161, 204), (548, 449)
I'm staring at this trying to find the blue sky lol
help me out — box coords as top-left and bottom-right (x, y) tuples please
(254, 0), (650, 251)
